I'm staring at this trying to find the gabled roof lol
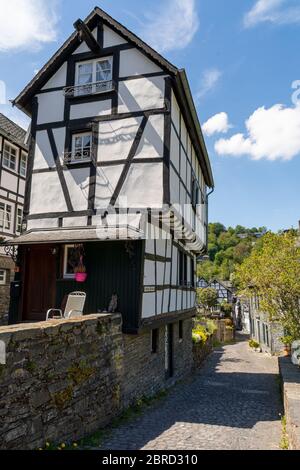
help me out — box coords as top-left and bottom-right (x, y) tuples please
(0, 113), (28, 149)
(12, 6), (214, 188)
(209, 279), (233, 293)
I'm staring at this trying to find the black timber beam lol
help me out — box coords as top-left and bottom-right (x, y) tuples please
(74, 19), (101, 53)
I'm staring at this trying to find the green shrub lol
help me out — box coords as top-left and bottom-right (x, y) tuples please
(206, 319), (218, 335)
(192, 325), (209, 345)
(249, 339), (260, 349)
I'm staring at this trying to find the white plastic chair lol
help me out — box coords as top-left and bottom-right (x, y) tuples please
(46, 292), (86, 320)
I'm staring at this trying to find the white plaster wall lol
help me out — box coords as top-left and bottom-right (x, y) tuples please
(63, 168), (90, 211)
(103, 25), (127, 47)
(118, 77), (165, 113)
(18, 180), (25, 197)
(156, 291), (162, 315)
(119, 48), (162, 77)
(135, 114), (164, 159)
(156, 239), (166, 258)
(170, 166), (179, 205)
(42, 63), (67, 90)
(98, 117), (141, 162)
(72, 28), (98, 54)
(53, 128), (66, 164)
(30, 172), (68, 214)
(164, 262), (171, 285)
(156, 261), (164, 285)
(142, 292), (155, 318)
(171, 246), (178, 284)
(63, 217), (88, 228)
(171, 91), (180, 132)
(27, 218), (59, 231)
(177, 290), (182, 311)
(144, 260), (155, 285)
(170, 127), (180, 171)
(181, 116), (187, 153)
(94, 165), (124, 209)
(34, 131), (55, 169)
(37, 91), (64, 125)
(145, 234), (155, 255)
(162, 290), (169, 313)
(70, 100), (112, 120)
(118, 162), (163, 208)
(170, 290), (176, 312)
(1, 171), (18, 193)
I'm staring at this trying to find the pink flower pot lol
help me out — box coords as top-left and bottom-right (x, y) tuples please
(75, 272), (87, 283)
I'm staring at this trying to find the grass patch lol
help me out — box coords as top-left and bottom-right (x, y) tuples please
(280, 415), (289, 450)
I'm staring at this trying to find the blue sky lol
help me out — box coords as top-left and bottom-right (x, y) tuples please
(0, 0), (300, 231)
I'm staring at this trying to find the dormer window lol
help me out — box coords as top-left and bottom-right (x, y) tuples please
(64, 132), (93, 165)
(64, 57), (114, 97)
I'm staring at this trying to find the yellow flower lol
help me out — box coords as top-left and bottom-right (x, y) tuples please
(73, 443), (78, 448)
(61, 443), (66, 449)
(38, 448), (43, 451)
(46, 442), (50, 448)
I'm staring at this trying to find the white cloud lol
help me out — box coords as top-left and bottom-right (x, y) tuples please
(140, 0), (199, 53)
(0, 0), (59, 52)
(203, 112), (232, 137)
(195, 69), (222, 101)
(244, 0), (300, 27)
(215, 104), (300, 161)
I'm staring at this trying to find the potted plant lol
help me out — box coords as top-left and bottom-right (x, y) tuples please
(74, 255), (87, 283)
(280, 336), (293, 357)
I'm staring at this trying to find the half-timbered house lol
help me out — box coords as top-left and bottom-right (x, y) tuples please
(0, 114), (28, 324)
(4, 7), (213, 386)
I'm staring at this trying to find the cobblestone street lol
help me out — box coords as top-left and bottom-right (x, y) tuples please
(101, 335), (283, 450)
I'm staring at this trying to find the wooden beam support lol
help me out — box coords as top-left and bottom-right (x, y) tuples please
(74, 19), (101, 53)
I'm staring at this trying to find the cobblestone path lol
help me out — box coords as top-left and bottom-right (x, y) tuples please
(101, 335), (283, 450)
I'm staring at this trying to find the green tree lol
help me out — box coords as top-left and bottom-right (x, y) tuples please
(197, 287), (218, 309)
(236, 232), (300, 339)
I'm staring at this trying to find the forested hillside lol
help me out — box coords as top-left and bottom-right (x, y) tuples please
(197, 223), (267, 281)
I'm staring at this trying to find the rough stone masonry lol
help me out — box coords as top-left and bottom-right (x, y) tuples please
(0, 314), (194, 449)
(0, 314), (124, 449)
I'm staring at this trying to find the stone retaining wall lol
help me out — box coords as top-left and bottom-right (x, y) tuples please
(123, 319), (193, 407)
(279, 356), (300, 450)
(0, 314), (123, 449)
(0, 315), (195, 449)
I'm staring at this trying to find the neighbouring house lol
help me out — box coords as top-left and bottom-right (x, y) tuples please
(2, 7), (213, 393)
(197, 277), (208, 288)
(208, 279), (234, 304)
(0, 113), (28, 325)
(249, 293), (284, 355)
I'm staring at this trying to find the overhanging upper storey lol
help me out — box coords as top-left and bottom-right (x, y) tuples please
(12, 6), (213, 189)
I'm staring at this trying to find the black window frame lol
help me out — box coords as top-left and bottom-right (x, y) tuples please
(179, 320), (183, 341)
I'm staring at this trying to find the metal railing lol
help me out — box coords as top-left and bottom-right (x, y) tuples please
(63, 150), (93, 165)
(63, 80), (115, 97)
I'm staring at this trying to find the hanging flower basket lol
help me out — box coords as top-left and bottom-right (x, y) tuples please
(75, 272), (87, 283)
(74, 253), (87, 283)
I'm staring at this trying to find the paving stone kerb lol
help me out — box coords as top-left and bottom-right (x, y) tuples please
(279, 357), (300, 449)
(0, 314), (124, 449)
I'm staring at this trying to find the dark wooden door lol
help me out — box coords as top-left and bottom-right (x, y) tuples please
(165, 323), (174, 378)
(23, 245), (57, 321)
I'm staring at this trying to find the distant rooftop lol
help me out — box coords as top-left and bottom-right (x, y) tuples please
(0, 113), (27, 148)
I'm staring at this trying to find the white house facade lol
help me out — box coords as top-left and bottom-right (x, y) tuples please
(0, 113), (28, 324)
(4, 7), (213, 381)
